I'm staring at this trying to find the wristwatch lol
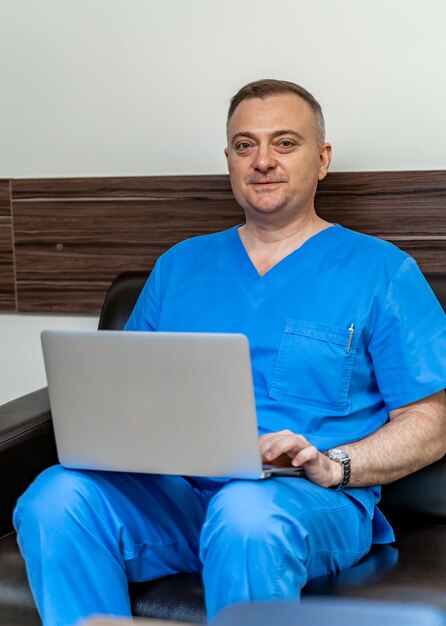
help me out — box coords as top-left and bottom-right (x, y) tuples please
(324, 448), (351, 490)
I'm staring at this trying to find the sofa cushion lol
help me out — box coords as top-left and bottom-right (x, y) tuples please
(2, 520), (446, 625)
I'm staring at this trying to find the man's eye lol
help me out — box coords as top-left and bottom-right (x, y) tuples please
(235, 141), (252, 152)
(279, 140), (294, 148)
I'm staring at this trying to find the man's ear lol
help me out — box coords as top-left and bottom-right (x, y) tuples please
(318, 143), (332, 181)
(224, 147), (230, 172)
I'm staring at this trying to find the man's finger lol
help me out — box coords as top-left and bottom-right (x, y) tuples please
(259, 430), (293, 453)
(263, 434), (308, 461)
(291, 444), (320, 467)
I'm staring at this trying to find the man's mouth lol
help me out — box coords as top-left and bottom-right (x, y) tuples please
(247, 180), (285, 186)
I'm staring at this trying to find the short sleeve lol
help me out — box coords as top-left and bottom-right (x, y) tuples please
(368, 257), (446, 410)
(123, 259), (163, 332)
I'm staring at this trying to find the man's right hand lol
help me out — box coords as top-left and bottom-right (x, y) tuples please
(259, 430), (343, 488)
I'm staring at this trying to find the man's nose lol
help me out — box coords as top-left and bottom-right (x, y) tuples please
(252, 145), (277, 173)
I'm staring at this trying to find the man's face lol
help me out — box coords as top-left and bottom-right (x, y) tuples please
(225, 94), (331, 221)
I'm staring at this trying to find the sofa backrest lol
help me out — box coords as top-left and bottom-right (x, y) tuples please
(98, 271), (150, 331)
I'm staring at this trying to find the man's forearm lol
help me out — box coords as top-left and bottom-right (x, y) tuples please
(340, 390), (446, 488)
(260, 390), (446, 489)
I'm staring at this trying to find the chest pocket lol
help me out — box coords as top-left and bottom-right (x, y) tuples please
(269, 320), (360, 411)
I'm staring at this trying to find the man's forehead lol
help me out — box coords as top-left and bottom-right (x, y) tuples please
(227, 94), (314, 139)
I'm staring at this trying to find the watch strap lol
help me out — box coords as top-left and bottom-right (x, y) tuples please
(323, 448), (351, 490)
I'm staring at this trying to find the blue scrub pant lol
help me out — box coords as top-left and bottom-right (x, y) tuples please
(14, 465), (373, 626)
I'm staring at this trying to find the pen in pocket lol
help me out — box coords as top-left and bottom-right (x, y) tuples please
(347, 323), (355, 354)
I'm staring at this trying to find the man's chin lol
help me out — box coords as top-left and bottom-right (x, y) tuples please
(247, 200), (288, 215)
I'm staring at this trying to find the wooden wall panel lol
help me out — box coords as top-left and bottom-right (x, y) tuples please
(11, 175), (233, 200)
(315, 171), (446, 235)
(12, 177), (243, 313)
(0, 221), (16, 311)
(0, 180), (11, 218)
(0, 180), (16, 311)
(8, 171), (446, 314)
(314, 171), (446, 274)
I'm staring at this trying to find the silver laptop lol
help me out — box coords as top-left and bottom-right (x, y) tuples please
(41, 330), (303, 480)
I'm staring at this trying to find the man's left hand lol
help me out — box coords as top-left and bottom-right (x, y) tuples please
(259, 430), (342, 488)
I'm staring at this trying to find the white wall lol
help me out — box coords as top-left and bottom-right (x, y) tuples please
(0, 314), (99, 404)
(1, 0), (445, 404)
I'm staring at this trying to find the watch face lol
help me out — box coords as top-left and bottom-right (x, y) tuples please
(330, 448), (349, 461)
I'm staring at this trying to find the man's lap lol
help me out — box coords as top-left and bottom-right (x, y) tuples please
(15, 465), (373, 583)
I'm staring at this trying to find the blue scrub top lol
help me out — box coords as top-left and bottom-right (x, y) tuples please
(125, 224), (446, 542)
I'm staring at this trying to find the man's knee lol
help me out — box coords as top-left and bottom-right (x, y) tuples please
(200, 481), (298, 556)
(14, 464), (103, 538)
(200, 480), (310, 610)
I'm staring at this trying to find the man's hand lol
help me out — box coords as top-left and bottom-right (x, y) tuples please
(259, 430), (342, 488)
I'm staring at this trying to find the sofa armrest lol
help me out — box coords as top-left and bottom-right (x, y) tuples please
(381, 454), (446, 521)
(0, 388), (58, 536)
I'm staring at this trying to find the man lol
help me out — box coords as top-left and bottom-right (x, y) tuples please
(14, 80), (446, 626)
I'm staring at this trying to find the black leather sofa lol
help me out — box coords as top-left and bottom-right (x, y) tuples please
(1, 271), (445, 625)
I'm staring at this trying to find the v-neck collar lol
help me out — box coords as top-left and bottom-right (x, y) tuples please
(226, 223), (342, 303)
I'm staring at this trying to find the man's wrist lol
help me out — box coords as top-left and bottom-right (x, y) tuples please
(323, 448), (351, 490)
(330, 458), (344, 488)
